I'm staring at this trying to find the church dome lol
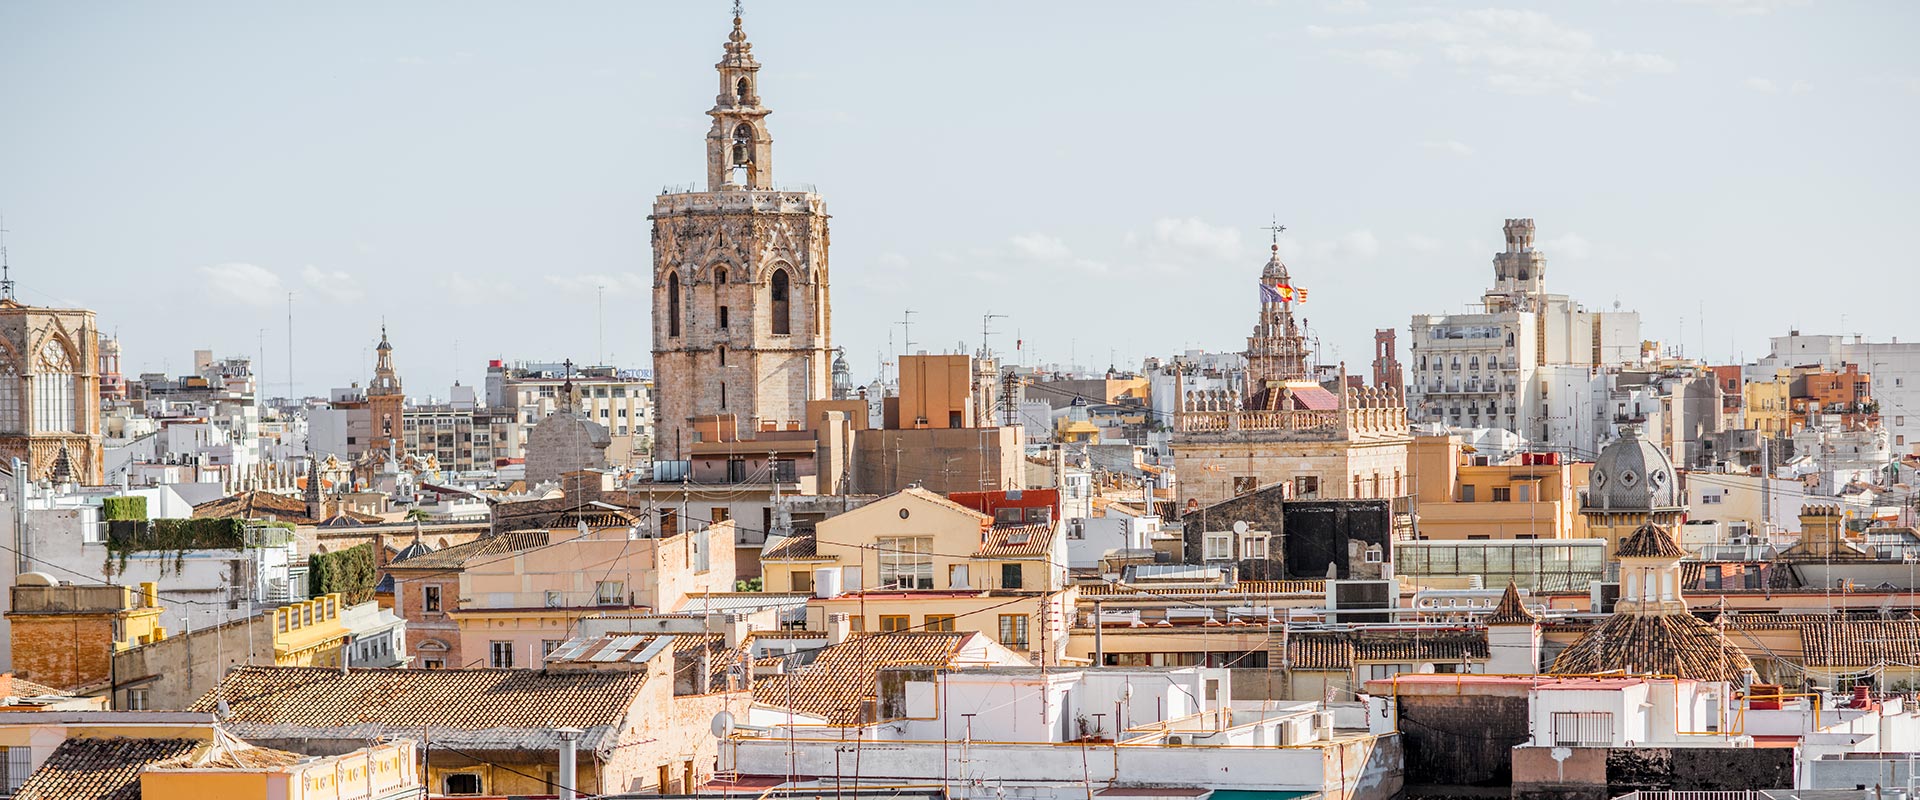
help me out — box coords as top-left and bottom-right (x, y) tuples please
(1586, 427), (1679, 511)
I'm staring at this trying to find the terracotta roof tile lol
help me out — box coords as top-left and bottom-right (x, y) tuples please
(385, 531), (551, 571)
(15, 737), (200, 800)
(1286, 630), (1488, 670)
(191, 666), (647, 748)
(1549, 613), (1751, 681)
(1799, 619), (1920, 667)
(973, 524), (1056, 558)
(1617, 523), (1686, 559)
(753, 633), (970, 724)
(1485, 582), (1539, 625)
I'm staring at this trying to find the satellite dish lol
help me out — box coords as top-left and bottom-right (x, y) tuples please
(710, 710), (735, 739)
(1232, 520), (1250, 535)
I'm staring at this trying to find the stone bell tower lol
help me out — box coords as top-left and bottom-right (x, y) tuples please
(650, 8), (833, 461)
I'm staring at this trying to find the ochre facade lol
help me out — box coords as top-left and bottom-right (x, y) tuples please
(0, 298), (103, 483)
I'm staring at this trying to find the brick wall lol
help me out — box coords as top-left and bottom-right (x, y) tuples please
(11, 615), (114, 690)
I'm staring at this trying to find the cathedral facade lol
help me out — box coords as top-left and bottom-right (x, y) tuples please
(0, 297), (102, 484)
(650, 11), (832, 461)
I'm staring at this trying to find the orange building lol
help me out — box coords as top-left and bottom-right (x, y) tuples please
(6, 575), (165, 691)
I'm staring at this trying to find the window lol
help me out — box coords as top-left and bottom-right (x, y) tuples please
(543, 640), (564, 657)
(1516, 482), (1532, 502)
(790, 570), (813, 593)
(0, 746), (29, 795)
(711, 507), (731, 523)
(998, 614), (1030, 648)
(444, 773), (483, 796)
(878, 614), (912, 632)
(667, 272), (682, 337)
(770, 269), (792, 335)
(1293, 475), (1320, 498)
(596, 581), (626, 606)
(948, 563), (970, 589)
(32, 341), (75, 433)
(423, 658), (445, 669)
(1000, 563), (1024, 589)
(489, 641), (514, 668)
(0, 363), (19, 433)
(1491, 487), (1511, 502)
(422, 584), (442, 613)
(1232, 476), (1258, 496)
(1551, 711), (1615, 746)
(1702, 493), (1724, 505)
(545, 590), (564, 608)
(125, 689), (150, 711)
(925, 614), (956, 632)
(1459, 485), (1476, 503)
(1203, 532), (1232, 561)
(876, 536), (933, 589)
(1242, 532), (1270, 559)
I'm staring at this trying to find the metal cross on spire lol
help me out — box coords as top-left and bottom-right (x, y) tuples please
(733, 0), (743, 17)
(1264, 215), (1287, 246)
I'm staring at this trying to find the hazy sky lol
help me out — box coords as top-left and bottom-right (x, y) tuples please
(2, 1), (1915, 399)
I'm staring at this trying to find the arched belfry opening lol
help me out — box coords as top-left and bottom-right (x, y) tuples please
(770, 269), (791, 335)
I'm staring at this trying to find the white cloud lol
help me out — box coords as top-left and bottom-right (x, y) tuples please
(544, 272), (651, 297)
(300, 265), (366, 303)
(1745, 77), (1778, 93)
(1420, 139), (1475, 157)
(1009, 233), (1074, 262)
(1309, 9), (1674, 101)
(1663, 0), (1809, 15)
(199, 262), (284, 307)
(1405, 234), (1449, 253)
(1543, 232), (1594, 260)
(1006, 233), (1108, 275)
(1148, 218), (1245, 263)
(1275, 229), (1384, 266)
(437, 273), (515, 306)
(1321, 0), (1371, 12)
(1342, 230), (1381, 259)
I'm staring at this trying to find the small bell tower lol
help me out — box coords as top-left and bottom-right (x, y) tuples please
(707, 3), (773, 191)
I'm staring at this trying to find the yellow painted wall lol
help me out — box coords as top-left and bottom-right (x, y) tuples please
(140, 772), (265, 800)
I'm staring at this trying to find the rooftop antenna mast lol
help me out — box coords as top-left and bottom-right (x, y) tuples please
(896, 309), (918, 357)
(980, 311), (1007, 359)
(0, 213), (14, 302)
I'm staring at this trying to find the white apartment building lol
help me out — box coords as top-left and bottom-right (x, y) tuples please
(484, 361), (654, 465)
(1408, 219), (1640, 452)
(1753, 332), (1920, 455)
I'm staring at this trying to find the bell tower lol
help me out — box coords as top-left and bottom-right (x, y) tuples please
(368, 326), (404, 457)
(707, 9), (773, 191)
(651, 7), (833, 462)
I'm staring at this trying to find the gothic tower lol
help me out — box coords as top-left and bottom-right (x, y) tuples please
(1484, 217), (1547, 313)
(650, 10), (832, 461)
(368, 326), (404, 457)
(1244, 242), (1310, 395)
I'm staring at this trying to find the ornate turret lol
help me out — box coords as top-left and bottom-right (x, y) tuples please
(1245, 241), (1310, 390)
(706, 8), (774, 190)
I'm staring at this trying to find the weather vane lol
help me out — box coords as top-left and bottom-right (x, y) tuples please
(733, 0), (743, 17)
(1264, 215), (1287, 246)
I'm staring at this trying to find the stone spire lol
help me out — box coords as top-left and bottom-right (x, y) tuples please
(1245, 240), (1310, 389)
(304, 451), (323, 519)
(706, 5), (774, 190)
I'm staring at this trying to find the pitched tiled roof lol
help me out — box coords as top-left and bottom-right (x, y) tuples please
(973, 525), (1056, 558)
(901, 487), (993, 525)
(1799, 619), (1920, 667)
(192, 666), (648, 750)
(761, 532), (827, 561)
(385, 530), (551, 571)
(8, 676), (71, 697)
(15, 737), (201, 800)
(1616, 523), (1686, 559)
(1485, 582), (1539, 625)
(1285, 630), (1487, 670)
(191, 491), (380, 525)
(1549, 613), (1752, 681)
(191, 746), (307, 769)
(754, 633), (970, 724)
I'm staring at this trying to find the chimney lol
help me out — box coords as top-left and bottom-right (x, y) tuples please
(711, 613), (751, 649)
(555, 727), (583, 800)
(827, 613), (851, 646)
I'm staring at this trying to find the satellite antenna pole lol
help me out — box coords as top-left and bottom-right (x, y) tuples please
(897, 309), (918, 356)
(286, 292), (295, 400)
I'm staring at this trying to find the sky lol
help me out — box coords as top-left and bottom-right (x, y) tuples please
(1, 0), (1916, 400)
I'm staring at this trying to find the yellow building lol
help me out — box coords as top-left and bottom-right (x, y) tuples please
(269, 593), (352, 668)
(142, 739), (420, 800)
(1745, 369), (1793, 436)
(1407, 434), (1591, 540)
(760, 487), (1074, 661)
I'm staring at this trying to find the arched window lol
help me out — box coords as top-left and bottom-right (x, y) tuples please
(717, 346), (727, 368)
(735, 77), (749, 103)
(731, 124), (753, 166)
(770, 269), (791, 335)
(714, 267), (730, 330)
(33, 340), (75, 433)
(0, 360), (20, 433)
(667, 272), (682, 338)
